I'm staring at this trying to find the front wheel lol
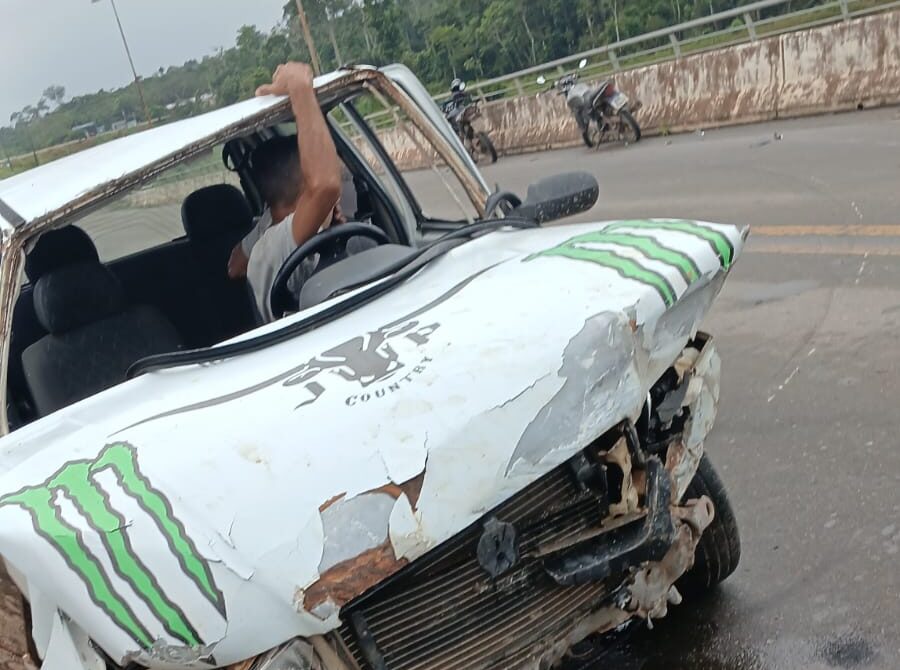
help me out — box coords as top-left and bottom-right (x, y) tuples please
(476, 131), (498, 163)
(676, 455), (741, 597)
(581, 130), (595, 148)
(618, 108), (641, 144)
(582, 120), (601, 148)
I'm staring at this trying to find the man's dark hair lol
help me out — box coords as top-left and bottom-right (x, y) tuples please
(251, 136), (301, 209)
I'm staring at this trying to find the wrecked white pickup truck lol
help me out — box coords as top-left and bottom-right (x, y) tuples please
(0, 64), (746, 670)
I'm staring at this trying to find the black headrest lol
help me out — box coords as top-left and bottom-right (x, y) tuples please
(25, 226), (99, 283)
(33, 262), (125, 334)
(181, 184), (253, 241)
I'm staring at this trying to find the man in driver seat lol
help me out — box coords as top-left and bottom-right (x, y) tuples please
(229, 62), (343, 323)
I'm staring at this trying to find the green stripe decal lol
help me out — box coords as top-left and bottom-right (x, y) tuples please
(564, 230), (702, 284)
(0, 487), (155, 648)
(537, 245), (677, 306)
(50, 463), (201, 646)
(95, 444), (226, 616)
(606, 220), (735, 269)
(0, 442), (226, 649)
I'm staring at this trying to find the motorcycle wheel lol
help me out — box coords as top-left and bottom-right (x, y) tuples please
(476, 131), (498, 163)
(619, 109), (642, 143)
(582, 119), (603, 148)
(676, 455), (741, 597)
(581, 128), (595, 148)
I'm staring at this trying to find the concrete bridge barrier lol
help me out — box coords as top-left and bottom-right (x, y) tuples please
(384, 9), (900, 167)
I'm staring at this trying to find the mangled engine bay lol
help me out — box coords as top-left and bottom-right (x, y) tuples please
(239, 334), (722, 670)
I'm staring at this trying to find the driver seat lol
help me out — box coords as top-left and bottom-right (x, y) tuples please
(181, 184), (256, 344)
(21, 260), (183, 417)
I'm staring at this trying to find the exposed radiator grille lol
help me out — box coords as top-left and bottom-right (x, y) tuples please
(339, 452), (625, 670)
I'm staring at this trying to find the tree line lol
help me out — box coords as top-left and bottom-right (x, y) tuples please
(1, 0), (801, 162)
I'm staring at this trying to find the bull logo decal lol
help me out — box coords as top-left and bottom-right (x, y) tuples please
(124, 265), (495, 431)
(0, 443), (224, 649)
(284, 320), (440, 407)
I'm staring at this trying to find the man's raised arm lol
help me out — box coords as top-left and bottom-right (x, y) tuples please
(256, 63), (341, 245)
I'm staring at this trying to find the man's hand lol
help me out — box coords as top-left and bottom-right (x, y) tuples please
(255, 63), (315, 98)
(227, 243), (249, 279)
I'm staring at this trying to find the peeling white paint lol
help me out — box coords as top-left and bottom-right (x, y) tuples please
(388, 493), (431, 561)
(319, 493), (394, 573)
(671, 341), (721, 501)
(42, 614), (104, 670)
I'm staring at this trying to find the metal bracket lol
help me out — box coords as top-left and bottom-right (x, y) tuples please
(669, 34), (682, 58)
(349, 612), (388, 670)
(839, 0), (850, 20)
(743, 12), (758, 41)
(543, 458), (676, 586)
(608, 49), (621, 71)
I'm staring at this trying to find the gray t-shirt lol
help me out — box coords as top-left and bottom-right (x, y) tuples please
(246, 213), (318, 323)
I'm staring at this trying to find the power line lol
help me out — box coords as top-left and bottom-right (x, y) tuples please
(92, 0), (152, 126)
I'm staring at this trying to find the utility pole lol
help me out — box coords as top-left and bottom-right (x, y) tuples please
(93, 0), (152, 125)
(295, 0), (323, 75)
(324, 5), (344, 68)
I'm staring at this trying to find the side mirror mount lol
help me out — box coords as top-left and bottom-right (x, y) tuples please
(510, 172), (600, 224)
(578, 58), (588, 70)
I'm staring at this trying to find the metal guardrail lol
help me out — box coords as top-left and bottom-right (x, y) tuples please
(358, 0), (898, 131)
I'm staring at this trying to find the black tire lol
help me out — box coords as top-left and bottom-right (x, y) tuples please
(477, 131), (498, 163)
(676, 455), (741, 596)
(581, 127), (595, 148)
(619, 108), (641, 143)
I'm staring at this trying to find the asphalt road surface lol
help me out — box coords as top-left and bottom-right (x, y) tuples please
(3, 108), (900, 670)
(476, 108), (900, 670)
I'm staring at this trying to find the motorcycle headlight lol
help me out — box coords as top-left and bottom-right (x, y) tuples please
(232, 638), (322, 670)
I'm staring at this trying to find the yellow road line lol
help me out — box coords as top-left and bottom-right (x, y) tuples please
(752, 225), (900, 237)
(748, 242), (900, 256)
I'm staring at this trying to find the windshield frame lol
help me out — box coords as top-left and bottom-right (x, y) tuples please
(0, 68), (491, 436)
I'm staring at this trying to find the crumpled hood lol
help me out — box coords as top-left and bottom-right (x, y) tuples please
(0, 219), (746, 668)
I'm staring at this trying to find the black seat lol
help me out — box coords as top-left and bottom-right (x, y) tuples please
(8, 225), (100, 425)
(21, 261), (182, 417)
(181, 184), (257, 343)
(24, 224), (99, 282)
(590, 82), (611, 109)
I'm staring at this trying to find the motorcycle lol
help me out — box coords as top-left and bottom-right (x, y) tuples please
(539, 59), (642, 148)
(442, 83), (499, 164)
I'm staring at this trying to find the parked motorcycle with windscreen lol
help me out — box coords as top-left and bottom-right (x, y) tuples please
(441, 79), (498, 164)
(539, 59), (642, 147)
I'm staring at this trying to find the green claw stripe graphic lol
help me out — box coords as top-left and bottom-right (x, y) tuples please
(0, 443), (225, 649)
(1, 487), (155, 648)
(534, 244), (677, 306)
(605, 220), (735, 269)
(95, 444), (226, 616)
(562, 230), (702, 284)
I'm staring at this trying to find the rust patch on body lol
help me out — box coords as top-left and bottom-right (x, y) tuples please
(304, 541), (408, 611)
(366, 472), (425, 510)
(319, 492), (347, 513)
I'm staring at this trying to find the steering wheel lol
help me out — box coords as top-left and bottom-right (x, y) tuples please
(270, 223), (391, 319)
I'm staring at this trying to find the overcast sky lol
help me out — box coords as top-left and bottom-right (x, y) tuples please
(0, 0), (289, 123)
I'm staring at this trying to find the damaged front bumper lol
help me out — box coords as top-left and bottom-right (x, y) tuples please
(17, 334), (722, 670)
(237, 439), (715, 670)
(246, 335), (721, 670)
